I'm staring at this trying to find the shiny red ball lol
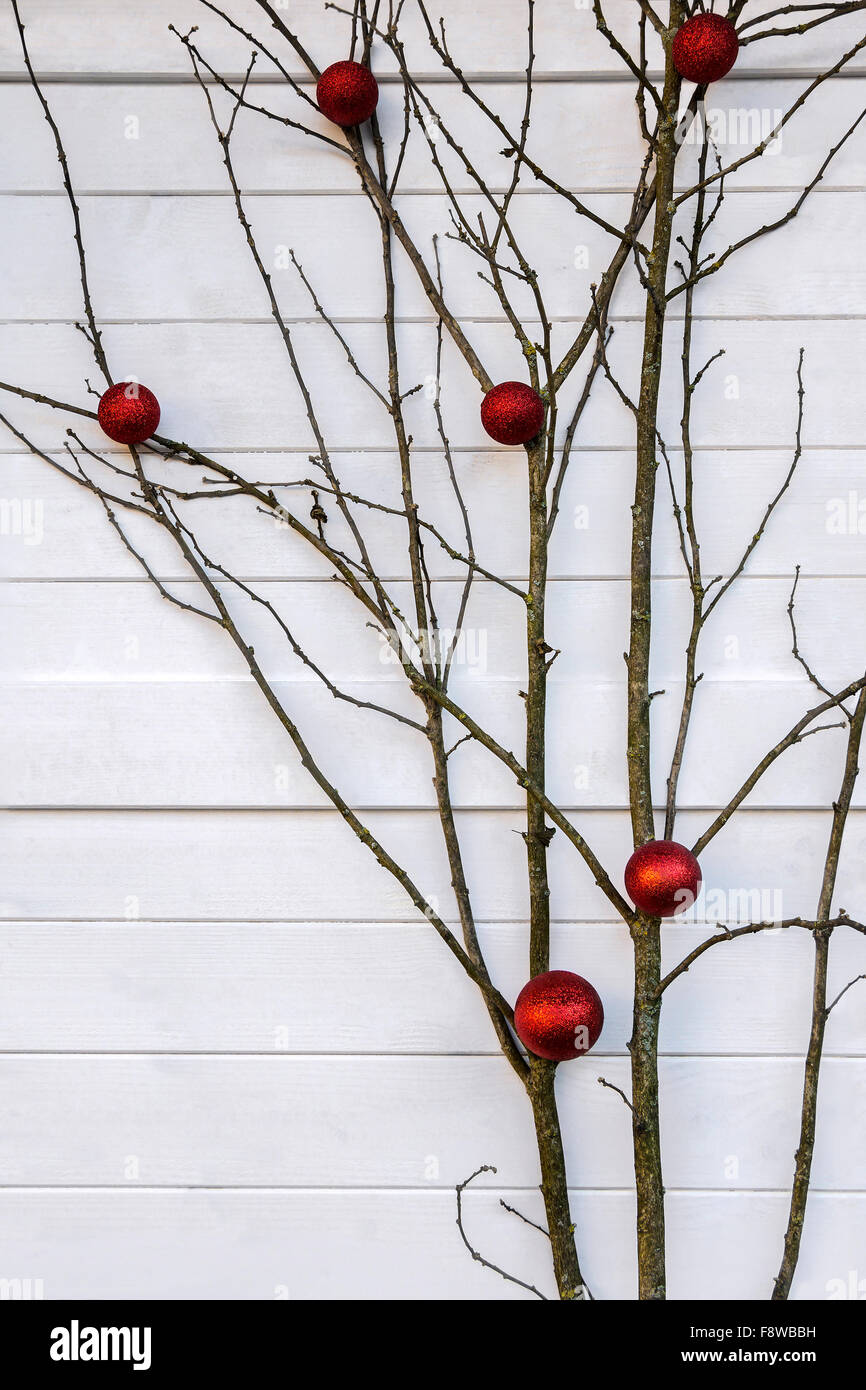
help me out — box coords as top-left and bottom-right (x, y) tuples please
(625, 839), (702, 918)
(97, 382), (161, 445)
(514, 970), (604, 1062)
(480, 381), (545, 445)
(316, 60), (379, 127)
(672, 14), (738, 85)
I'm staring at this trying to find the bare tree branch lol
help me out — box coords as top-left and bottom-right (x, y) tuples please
(455, 1166), (549, 1299)
(774, 686), (866, 1298)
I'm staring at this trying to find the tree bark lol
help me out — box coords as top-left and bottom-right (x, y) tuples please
(528, 1058), (589, 1299)
(427, 703), (528, 1078)
(625, 2), (684, 1301)
(628, 918), (666, 1299)
(523, 417), (586, 1297)
(526, 433), (552, 977)
(773, 686), (866, 1297)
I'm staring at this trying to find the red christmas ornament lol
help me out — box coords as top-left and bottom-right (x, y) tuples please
(316, 60), (379, 127)
(480, 381), (545, 445)
(97, 382), (161, 445)
(513, 970), (604, 1062)
(625, 839), (702, 918)
(672, 14), (739, 85)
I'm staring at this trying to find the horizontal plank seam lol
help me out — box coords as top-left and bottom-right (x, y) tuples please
(0, 917), (857, 930)
(3, 186), (864, 198)
(3, 801), (865, 811)
(0, 68), (861, 85)
(0, 1048), (858, 1060)
(0, 914), (844, 926)
(0, 443), (858, 455)
(2, 804), (863, 814)
(0, 1183), (860, 1195)
(1, 574), (861, 585)
(5, 314), (866, 326)
(0, 677), (850, 688)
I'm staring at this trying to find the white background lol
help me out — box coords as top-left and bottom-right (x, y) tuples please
(1, 0), (866, 1300)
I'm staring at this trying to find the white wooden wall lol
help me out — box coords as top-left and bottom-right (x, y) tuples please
(1, 0), (866, 1300)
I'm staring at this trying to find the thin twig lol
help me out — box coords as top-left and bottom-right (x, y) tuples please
(455, 1167), (548, 1299)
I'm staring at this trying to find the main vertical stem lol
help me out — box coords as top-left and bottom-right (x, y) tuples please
(771, 928), (832, 1298)
(626, 5), (684, 1301)
(525, 427), (587, 1297)
(773, 687), (866, 1298)
(629, 917), (665, 1298)
(526, 434), (551, 977)
(529, 1058), (588, 1299)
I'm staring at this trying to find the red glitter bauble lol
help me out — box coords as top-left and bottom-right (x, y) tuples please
(672, 14), (739, 85)
(514, 970), (604, 1062)
(316, 61), (379, 127)
(480, 381), (545, 445)
(625, 839), (702, 918)
(97, 382), (161, 445)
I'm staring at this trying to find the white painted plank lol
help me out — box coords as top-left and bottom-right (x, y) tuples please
(1, 0), (864, 1304)
(4, 190), (865, 323)
(5, 577), (866, 691)
(0, 1054), (863, 1191)
(2, 448), (864, 583)
(1, 807), (864, 923)
(2, 77), (864, 194)
(4, 678), (866, 811)
(1, 1188), (862, 1300)
(0, 920), (863, 1056)
(0, 319), (858, 453)
(1, 1), (863, 76)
